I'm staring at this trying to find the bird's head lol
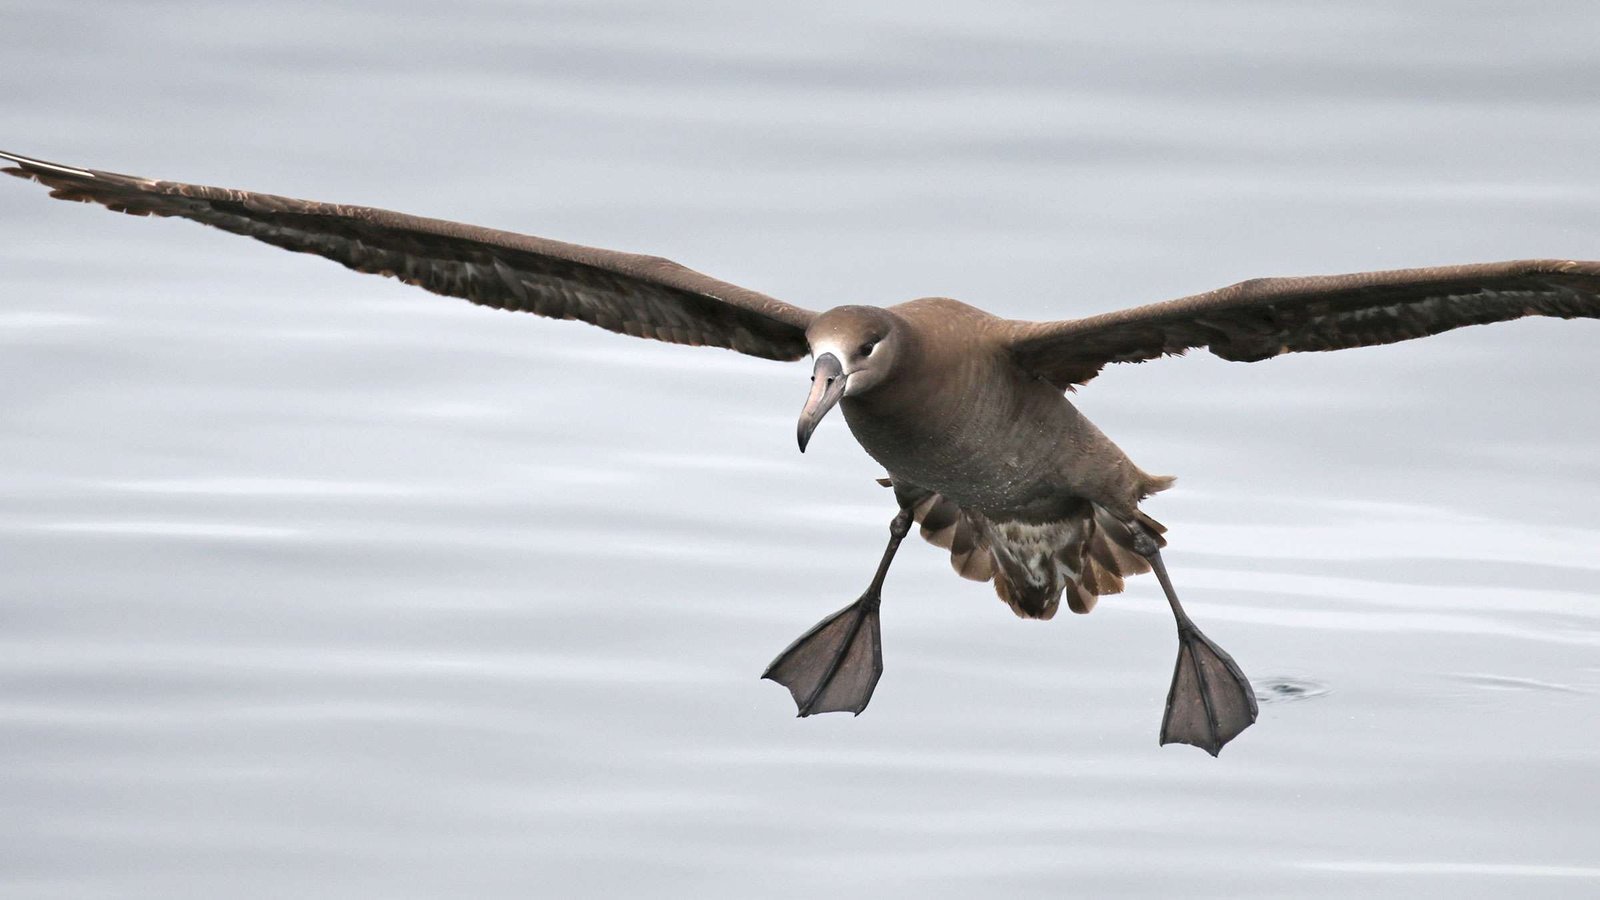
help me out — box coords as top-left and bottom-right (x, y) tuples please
(797, 305), (903, 452)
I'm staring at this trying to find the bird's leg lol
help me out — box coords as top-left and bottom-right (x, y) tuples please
(1129, 524), (1258, 756)
(762, 507), (913, 716)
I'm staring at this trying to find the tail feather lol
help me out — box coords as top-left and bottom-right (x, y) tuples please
(885, 475), (1166, 620)
(893, 481), (997, 583)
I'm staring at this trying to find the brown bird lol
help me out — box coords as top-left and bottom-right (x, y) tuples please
(6, 150), (1598, 755)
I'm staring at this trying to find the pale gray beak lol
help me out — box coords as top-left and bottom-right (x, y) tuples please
(797, 353), (846, 452)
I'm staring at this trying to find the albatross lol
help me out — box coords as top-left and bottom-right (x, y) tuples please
(5, 150), (1597, 756)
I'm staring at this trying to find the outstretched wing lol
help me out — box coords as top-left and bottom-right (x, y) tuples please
(2, 151), (815, 361)
(1006, 260), (1600, 389)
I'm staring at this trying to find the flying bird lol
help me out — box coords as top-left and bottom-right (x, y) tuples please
(5, 150), (1598, 756)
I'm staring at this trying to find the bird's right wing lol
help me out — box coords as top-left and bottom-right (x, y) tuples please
(1005, 260), (1600, 389)
(2, 151), (816, 361)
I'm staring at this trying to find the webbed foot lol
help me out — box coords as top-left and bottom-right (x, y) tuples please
(1132, 520), (1258, 756)
(762, 594), (882, 716)
(1159, 620), (1258, 756)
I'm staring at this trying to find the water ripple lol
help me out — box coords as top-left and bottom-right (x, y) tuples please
(1252, 677), (1332, 704)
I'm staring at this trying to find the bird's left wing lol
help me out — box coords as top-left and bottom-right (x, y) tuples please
(2, 151), (816, 361)
(1004, 260), (1600, 389)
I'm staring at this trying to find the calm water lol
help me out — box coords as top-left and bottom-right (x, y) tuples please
(2, 2), (1598, 897)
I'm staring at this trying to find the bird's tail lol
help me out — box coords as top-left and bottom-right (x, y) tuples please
(885, 478), (1167, 620)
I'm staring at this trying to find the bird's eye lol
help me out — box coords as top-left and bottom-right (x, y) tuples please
(858, 341), (877, 357)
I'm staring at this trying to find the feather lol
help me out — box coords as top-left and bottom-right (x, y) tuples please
(0, 150), (816, 361)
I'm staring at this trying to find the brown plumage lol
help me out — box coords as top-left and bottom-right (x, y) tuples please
(1006, 260), (1600, 389)
(0, 152), (813, 361)
(6, 149), (1598, 754)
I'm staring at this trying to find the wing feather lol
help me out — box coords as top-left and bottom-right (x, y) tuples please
(1006, 260), (1600, 388)
(2, 151), (815, 361)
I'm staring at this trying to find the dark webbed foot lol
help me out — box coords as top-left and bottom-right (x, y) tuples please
(762, 594), (882, 716)
(1132, 522), (1258, 756)
(763, 509), (911, 717)
(1161, 619), (1258, 756)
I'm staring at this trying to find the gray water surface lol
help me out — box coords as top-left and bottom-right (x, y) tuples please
(2, 2), (1598, 897)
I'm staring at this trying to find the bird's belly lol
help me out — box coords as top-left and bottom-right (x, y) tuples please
(842, 397), (1072, 518)
(841, 387), (1152, 521)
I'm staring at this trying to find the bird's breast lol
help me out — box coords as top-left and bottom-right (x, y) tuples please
(840, 367), (1075, 517)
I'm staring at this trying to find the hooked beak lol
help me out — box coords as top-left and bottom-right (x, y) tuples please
(797, 353), (846, 452)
